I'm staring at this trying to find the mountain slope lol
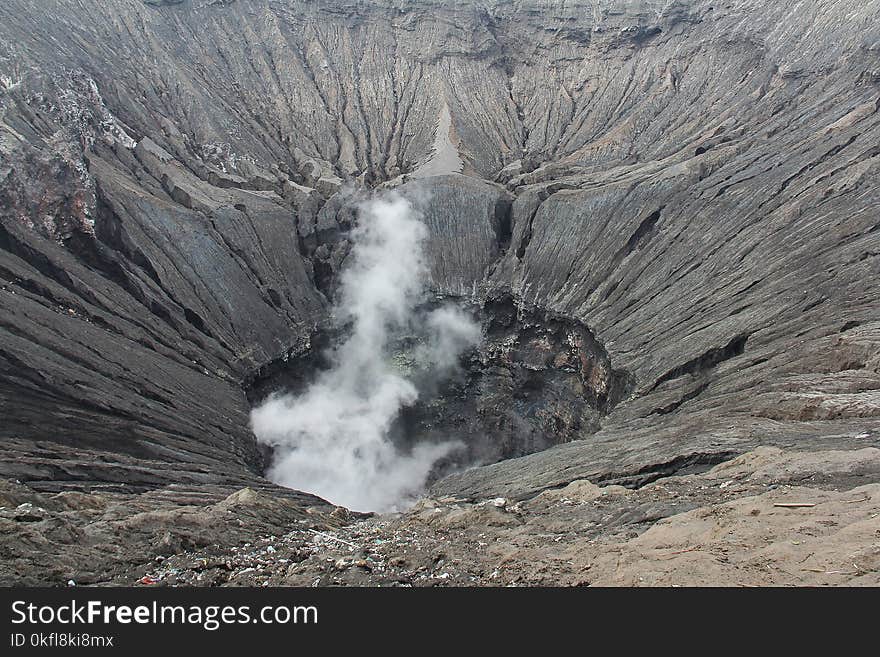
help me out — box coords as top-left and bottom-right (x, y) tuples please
(0, 0), (878, 500)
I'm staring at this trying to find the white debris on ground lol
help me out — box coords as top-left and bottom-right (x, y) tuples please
(129, 446), (880, 587)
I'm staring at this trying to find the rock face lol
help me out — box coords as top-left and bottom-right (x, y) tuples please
(397, 292), (636, 476)
(1, 0), (879, 550)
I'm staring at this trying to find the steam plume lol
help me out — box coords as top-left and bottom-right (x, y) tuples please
(251, 192), (480, 512)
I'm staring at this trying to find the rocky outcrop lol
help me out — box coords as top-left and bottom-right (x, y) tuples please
(0, 0), (879, 536)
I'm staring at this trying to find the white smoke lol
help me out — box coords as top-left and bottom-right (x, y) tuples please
(250, 192), (480, 512)
(416, 305), (482, 376)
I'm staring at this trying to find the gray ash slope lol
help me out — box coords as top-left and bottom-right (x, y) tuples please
(1, 0), (879, 507)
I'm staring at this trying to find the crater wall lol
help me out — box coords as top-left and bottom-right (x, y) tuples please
(0, 0), (878, 499)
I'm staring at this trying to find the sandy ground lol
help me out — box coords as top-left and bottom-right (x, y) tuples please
(2, 445), (878, 586)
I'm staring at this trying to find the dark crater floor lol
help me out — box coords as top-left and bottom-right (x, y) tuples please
(246, 292), (635, 483)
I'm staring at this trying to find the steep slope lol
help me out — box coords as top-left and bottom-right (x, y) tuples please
(0, 0), (878, 505)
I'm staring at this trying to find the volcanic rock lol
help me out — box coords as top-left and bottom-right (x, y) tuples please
(0, 0), (879, 584)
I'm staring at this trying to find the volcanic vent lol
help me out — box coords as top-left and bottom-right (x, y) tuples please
(247, 191), (633, 511)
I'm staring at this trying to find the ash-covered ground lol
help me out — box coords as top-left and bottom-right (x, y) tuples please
(3, 446), (879, 586)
